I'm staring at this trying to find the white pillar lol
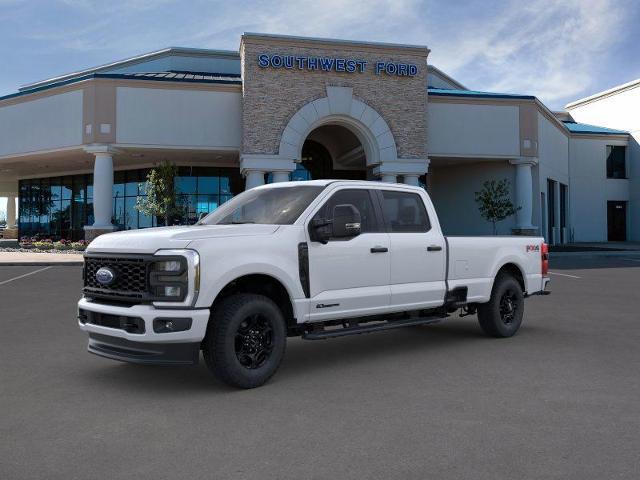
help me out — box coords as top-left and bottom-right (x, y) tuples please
(403, 174), (420, 187)
(381, 174), (397, 183)
(510, 158), (537, 232)
(84, 146), (117, 237)
(271, 171), (290, 183)
(245, 170), (265, 190)
(92, 153), (114, 228)
(6, 195), (17, 229)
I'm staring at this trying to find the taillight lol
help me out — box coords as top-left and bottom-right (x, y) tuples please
(541, 243), (549, 276)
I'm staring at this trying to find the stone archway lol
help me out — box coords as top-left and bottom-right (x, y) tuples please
(278, 86), (398, 168)
(240, 85), (429, 188)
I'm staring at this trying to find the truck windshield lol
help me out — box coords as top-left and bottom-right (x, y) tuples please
(200, 185), (325, 225)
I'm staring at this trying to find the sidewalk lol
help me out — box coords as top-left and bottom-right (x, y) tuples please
(0, 251), (84, 266)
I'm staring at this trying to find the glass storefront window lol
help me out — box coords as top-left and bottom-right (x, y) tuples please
(18, 166), (242, 240)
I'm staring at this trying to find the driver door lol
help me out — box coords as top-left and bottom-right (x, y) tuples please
(306, 188), (390, 322)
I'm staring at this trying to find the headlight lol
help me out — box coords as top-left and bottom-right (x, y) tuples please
(151, 250), (200, 307)
(155, 260), (182, 272)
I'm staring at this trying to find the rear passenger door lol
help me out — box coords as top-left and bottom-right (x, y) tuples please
(377, 189), (447, 310)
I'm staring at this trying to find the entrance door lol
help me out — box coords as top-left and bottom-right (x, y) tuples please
(547, 179), (556, 243)
(306, 188), (390, 322)
(607, 201), (627, 241)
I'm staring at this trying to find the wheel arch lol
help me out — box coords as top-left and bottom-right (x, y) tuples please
(493, 262), (526, 293)
(210, 273), (297, 330)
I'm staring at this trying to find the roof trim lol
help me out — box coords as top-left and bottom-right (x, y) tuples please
(1, 72), (242, 103)
(562, 121), (629, 135)
(565, 78), (640, 109)
(241, 32), (430, 55)
(427, 66), (467, 90)
(428, 87), (535, 100)
(19, 47), (240, 92)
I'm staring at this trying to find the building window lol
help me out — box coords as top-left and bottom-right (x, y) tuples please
(18, 166), (243, 240)
(606, 146), (626, 179)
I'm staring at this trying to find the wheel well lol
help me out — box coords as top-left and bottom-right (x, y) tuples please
(212, 274), (296, 328)
(496, 263), (526, 292)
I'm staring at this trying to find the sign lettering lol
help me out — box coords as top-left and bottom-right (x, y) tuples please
(257, 54), (417, 77)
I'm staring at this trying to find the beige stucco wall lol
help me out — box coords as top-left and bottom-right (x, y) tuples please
(240, 35), (429, 160)
(0, 90), (83, 157)
(116, 86), (242, 148)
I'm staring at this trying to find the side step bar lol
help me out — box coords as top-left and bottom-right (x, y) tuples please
(302, 315), (446, 340)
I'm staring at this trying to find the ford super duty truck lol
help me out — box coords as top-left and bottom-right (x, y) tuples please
(78, 180), (550, 388)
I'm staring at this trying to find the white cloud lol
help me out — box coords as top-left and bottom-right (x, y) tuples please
(427, 0), (629, 107)
(3, 0), (635, 109)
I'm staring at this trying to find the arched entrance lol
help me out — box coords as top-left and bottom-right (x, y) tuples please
(241, 86), (428, 189)
(299, 124), (368, 180)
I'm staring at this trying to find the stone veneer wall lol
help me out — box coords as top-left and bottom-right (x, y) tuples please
(240, 36), (429, 160)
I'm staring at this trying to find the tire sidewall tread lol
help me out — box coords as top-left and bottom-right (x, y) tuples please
(203, 293), (287, 389)
(477, 273), (525, 338)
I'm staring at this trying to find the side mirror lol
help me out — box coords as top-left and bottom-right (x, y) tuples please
(331, 204), (361, 238)
(196, 212), (207, 224)
(309, 217), (332, 244)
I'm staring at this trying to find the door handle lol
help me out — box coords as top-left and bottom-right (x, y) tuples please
(427, 245), (442, 252)
(370, 246), (388, 253)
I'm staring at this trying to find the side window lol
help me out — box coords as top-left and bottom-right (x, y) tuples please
(315, 189), (380, 233)
(380, 190), (431, 233)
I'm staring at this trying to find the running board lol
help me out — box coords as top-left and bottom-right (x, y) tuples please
(302, 315), (446, 340)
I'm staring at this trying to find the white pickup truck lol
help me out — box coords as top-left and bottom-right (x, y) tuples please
(78, 180), (550, 388)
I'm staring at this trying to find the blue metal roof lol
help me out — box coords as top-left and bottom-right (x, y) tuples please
(428, 87), (535, 100)
(0, 71), (242, 102)
(562, 121), (628, 135)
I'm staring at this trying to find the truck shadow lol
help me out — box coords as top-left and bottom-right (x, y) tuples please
(80, 321), (549, 393)
(279, 321), (512, 378)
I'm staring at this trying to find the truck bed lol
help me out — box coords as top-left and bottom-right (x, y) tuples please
(445, 236), (545, 303)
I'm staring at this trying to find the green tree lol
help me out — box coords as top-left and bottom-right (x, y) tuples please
(135, 161), (182, 226)
(474, 179), (520, 235)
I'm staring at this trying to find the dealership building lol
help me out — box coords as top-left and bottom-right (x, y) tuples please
(0, 33), (637, 242)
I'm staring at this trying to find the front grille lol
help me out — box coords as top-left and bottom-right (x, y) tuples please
(84, 255), (150, 302)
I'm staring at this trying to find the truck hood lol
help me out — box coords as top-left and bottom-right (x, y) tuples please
(86, 224), (280, 254)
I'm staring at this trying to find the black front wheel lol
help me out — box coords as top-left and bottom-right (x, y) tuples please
(477, 273), (525, 337)
(203, 293), (287, 388)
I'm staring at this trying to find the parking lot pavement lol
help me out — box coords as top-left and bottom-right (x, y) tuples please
(1, 259), (639, 480)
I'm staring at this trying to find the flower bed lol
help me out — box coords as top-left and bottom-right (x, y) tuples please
(17, 237), (88, 253)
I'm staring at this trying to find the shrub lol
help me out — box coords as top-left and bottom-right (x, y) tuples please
(70, 241), (87, 251)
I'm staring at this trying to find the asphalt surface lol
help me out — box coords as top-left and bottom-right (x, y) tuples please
(1, 257), (639, 479)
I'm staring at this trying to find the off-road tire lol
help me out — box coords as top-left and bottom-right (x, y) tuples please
(477, 273), (524, 338)
(203, 293), (287, 388)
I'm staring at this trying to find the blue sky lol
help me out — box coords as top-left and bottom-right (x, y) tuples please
(1, 0), (640, 215)
(1, 0), (639, 109)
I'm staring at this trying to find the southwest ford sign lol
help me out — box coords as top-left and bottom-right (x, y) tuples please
(257, 54), (418, 77)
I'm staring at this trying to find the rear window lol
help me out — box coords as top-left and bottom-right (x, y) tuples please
(380, 190), (431, 233)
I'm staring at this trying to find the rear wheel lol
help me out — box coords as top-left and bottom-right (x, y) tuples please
(203, 293), (287, 388)
(477, 273), (524, 337)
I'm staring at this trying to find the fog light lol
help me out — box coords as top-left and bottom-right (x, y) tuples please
(163, 286), (181, 297)
(153, 318), (192, 333)
(156, 260), (182, 272)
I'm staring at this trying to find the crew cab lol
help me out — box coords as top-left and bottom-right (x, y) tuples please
(78, 180), (550, 388)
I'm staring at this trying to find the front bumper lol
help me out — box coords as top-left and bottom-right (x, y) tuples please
(78, 297), (210, 365)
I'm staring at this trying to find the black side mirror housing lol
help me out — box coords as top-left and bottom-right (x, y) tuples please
(310, 217), (332, 244)
(331, 204), (362, 238)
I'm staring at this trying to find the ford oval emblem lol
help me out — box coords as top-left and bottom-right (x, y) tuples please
(95, 267), (116, 285)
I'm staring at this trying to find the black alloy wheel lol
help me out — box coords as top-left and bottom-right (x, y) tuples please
(235, 314), (274, 369)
